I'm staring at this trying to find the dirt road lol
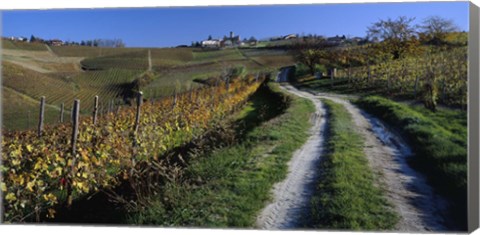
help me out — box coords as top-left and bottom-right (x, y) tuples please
(256, 84), (449, 231)
(256, 85), (328, 229)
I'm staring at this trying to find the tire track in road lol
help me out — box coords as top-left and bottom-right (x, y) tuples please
(255, 84), (328, 230)
(257, 82), (449, 231)
(296, 86), (450, 232)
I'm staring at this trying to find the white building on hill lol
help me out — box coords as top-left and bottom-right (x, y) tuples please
(201, 39), (221, 48)
(200, 31), (243, 48)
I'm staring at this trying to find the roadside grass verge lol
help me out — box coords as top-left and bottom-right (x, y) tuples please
(408, 104), (467, 142)
(126, 82), (315, 227)
(310, 99), (398, 230)
(354, 96), (467, 229)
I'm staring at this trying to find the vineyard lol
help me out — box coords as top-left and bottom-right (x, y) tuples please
(81, 48), (196, 73)
(2, 87), (61, 130)
(1, 74), (265, 222)
(2, 60), (145, 129)
(49, 46), (144, 58)
(2, 61), (75, 101)
(2, 43), (295, 132)
(335, 47), (468, 107)
(143, 48), (290, 99)
(150, 48), (194, 68)
(192, 48), (245, 63)
(54, 69), (143, 112)
(81, 50), (150, 70)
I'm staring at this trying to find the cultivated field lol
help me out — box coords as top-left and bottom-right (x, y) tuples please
(2, 43), (294, 131)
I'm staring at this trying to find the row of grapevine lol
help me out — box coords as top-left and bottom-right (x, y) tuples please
(336, 47), (467, 107)
(80, 48), (194, 71)
(1, 74), (265, 222)
(3, 62), (143, 117)
(81, 51), (150, 71)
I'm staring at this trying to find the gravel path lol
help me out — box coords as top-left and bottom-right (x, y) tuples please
(256, 84), (449, 231)
(301, 86), (449, 232)
(255, 84), (328, 229)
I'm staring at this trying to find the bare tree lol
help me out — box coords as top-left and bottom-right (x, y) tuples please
(291, 37), (330, 76)
(367, 16), (418, 59)
(419, 16), (459, 45)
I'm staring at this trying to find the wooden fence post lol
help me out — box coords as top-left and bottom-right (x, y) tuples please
(60, 103), (65, 123)
(71, 99), (80, 155)
(67, 99), (80, 207)
(134, 91), (143, 133)
(93, 96), (99, 125)
(38, 96), (45, 137)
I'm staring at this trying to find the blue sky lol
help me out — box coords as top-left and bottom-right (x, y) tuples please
(1, 2), (469, 48)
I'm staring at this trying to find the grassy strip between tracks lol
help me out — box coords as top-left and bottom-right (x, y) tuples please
(126, 82), (315, 227)
(310, 99), (398, 230)
(354, 96), (467, 230)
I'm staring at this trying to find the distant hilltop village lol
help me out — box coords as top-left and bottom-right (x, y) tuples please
(3, 35), (126, 48)
(199, 31), (257, 48)
(5, 32), (369, 49)
(192, 31), (368, 49)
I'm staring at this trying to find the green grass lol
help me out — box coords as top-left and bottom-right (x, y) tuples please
(408, 103), (467, 141)
(126, 82), (315, 227)
(310, 99), (398, 230)
(354, 96), (467, 229)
